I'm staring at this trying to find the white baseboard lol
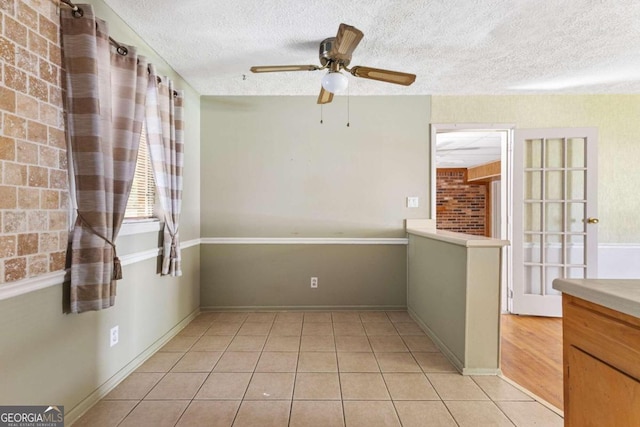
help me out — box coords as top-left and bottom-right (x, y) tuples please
(408, 307), (502, 376)
(407, 306), (464, 374)
(201, 305), (407, 312)
(462, 367), (502, 375)
(201, 237), (408, 245)
(66, 308), (200, 426)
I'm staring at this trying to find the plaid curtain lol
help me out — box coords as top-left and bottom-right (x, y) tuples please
(145, 65), (184, 276)
(61, 5), (147, 313)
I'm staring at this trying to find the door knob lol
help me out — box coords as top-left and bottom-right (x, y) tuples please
(584, 217), (599, 224)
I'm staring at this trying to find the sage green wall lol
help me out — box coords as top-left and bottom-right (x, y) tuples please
(200, 96), (430, 238)
(407, 235), (502, 374)
(465, 247), (501, 371)
(0, 248), (199, 408)
(0, 0), (201, 418)
(200, 244), (406, 309)
(408, 236), (467, 364)
(431, 95), (640, 243)
(199, 96), (429, 308)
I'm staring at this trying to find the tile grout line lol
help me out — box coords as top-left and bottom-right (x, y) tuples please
(171, 320), (210, 427)
(176, 313), (228, 426)
(286, 313), (304, 427)
(222, 312), (253, 427)
(331, 312), (347, 427)
(114, 400), (141, 427)
(94, 310), (524, 427)
(116, 313), (216, 426)
(380, 311), (405, 426)
(194, 313), (245, 425)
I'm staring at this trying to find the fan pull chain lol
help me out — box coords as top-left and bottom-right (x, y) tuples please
(346, 86), (350, 127)
(320, 105), (323, 124)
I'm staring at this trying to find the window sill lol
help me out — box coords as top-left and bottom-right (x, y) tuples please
(120, 219), (162, 236)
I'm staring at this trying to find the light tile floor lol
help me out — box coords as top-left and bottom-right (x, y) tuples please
(74, 311), (563, 426)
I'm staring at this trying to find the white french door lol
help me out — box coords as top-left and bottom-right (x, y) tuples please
(511, 128), (598, 317)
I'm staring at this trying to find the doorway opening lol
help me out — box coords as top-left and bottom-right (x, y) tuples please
(429, 124), (562, 410)
(430, 124), (513, 312)
(430, 125), (598, 412)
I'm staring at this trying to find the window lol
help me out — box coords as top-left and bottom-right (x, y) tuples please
(125, 126), (156, 219)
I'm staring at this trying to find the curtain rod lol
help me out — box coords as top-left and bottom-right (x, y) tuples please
(59, 0), (129, 55)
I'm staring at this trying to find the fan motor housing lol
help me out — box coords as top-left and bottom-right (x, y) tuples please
(319, 37), (350, 67)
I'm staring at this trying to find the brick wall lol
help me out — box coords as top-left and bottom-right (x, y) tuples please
(0, 0), (68, 284)
(436, 169), (486, 236)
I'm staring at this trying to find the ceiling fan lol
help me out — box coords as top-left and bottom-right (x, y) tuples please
(250, 23), (417, 104)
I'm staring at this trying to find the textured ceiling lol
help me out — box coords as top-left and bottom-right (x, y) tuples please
(436, 131), (503, 168)
(103, 0), (640, 96)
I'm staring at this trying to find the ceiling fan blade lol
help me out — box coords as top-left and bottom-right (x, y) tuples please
(317, 86), (334, 104)
(349, 66), (416, 86)
(330, 23), (364, 61)
(250, 65), (319, 73)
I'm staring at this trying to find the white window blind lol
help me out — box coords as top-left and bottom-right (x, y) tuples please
(125, 126), (156, 219)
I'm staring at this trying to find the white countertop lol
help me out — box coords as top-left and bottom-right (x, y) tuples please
(405, 219), (509, 248)
(553, 278), (640, 319)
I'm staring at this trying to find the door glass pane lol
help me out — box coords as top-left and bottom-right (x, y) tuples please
(525, 171), (542, 200)
(545, 171), (563, 200)
(567, 170), (585, 200)
(568, 203), (586, 232)
(568, 267), (586, 279)
(545, 138), (564, 168)
(524, 266), (542, 295)
(546, 233), (562, 244)
(525, 203), (542, 232)
(545, 236), (563, 264)
(567, 235), (585, 265)
(546, 266), (563, 295)
(525, 139), (543, 168)
(525, 233), (542, 264)
(567, 138), (585, 168)
(515, 130), (595, 316)
(545, 203), (563, 232)
(568, 232), (586, 244)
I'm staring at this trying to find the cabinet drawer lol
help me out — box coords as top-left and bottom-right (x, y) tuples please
(563, 295), (640, 380)
(567, 345), (640, 427)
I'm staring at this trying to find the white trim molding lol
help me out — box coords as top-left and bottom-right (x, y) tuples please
(120, 248), (161, 267)
(119, 219), (162, 236)
(0, 238), (201, 302)
(201, 237), (409, 245)
(181, 238), (201, 249)
(0, 271), (67, 301)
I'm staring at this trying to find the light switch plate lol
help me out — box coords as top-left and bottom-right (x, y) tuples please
(407, 197), (419, 208)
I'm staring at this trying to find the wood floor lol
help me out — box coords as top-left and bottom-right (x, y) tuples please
(501, 314), (564, 410)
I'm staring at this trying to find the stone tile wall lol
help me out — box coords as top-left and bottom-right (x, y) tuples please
(0, 0), (68, 283)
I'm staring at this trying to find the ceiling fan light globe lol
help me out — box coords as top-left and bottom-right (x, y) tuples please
(321, 71), (348, 93)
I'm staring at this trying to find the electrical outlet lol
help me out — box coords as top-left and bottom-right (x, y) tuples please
(110, 326), (119, 347)
(310, 277), (318, 288)
(407, 197), (419, 208)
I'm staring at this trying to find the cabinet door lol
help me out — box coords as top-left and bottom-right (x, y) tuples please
(567, 346), (640, 427)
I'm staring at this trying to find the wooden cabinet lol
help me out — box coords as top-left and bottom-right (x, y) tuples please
(562, 294), (640, 426)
